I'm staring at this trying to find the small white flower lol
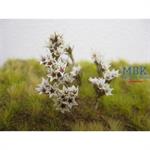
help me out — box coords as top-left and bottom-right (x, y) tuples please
(57, 95), (78, 109)
(49, 33), (55, 41)
(47, 70), (63, 82)
(57, 58), (68, 70)
(100, 60), (111, 71)
(56, 34), (64, 45)
(47, 61), (67, 81)
(36, 78), (58, 98)
(92, 53), (102, 64)
(57, 85), (78, 110)
(59, 53), (70, 64)
(40, 56), (47, 65)
(49, 33), (64, 47)
(66, 96), (78, 109)
(62, 73), (74, 83)
(47, 56), (56, 67)
(52, 47), (63, 58)
(35, 78), (50, 94)
(48, 33), (64, 58)
(55, 101), (70, 113)
(62, 85), (79, 97)
(70, 85), (79, 96)
(89, 77), (98, 85)
(71, 65), (81, 77)
(40, 55), (56, 67)
(52, 34), (63, 47)
(65, 44), (72, 51)
(102, 83), (113, 96)
(48, 85), (58, 98)
(45, 56), (56, 67)
(96, 78), (106, 87)
(104, 69), (120, 81)
(35, 85), (46, 95)
(89, 77), (105, 87)
(89, 77), (113, 96)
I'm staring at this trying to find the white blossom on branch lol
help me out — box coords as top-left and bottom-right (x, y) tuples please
(103, 69), (120, 82)
(36, 33), (81, 113)
(89, 53), (119, 98)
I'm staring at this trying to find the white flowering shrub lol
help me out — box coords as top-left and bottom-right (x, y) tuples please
(89, 53), (120, 108)
(36, 33), (81, 113)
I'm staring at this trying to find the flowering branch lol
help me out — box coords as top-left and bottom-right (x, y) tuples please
(89, 53), (120, 109)
(36, 33), (81, 113)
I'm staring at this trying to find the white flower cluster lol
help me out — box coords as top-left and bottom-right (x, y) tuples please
(36, 33), (81, 113)
(92, 53), (111, 71)
(89, 53), (120, 97)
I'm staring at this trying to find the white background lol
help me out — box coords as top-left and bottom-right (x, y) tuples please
(0, 0), (150, 150)
(0, 132), (150, 150)
(0, 19), (150, 65)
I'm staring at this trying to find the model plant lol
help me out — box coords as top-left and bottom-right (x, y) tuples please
(36, 33), (120, 113)
(89, 53), (120, 109)
(36, 33), (81, 113)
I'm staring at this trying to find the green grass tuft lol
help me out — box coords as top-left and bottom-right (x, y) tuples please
(0, 59), (150, 131)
